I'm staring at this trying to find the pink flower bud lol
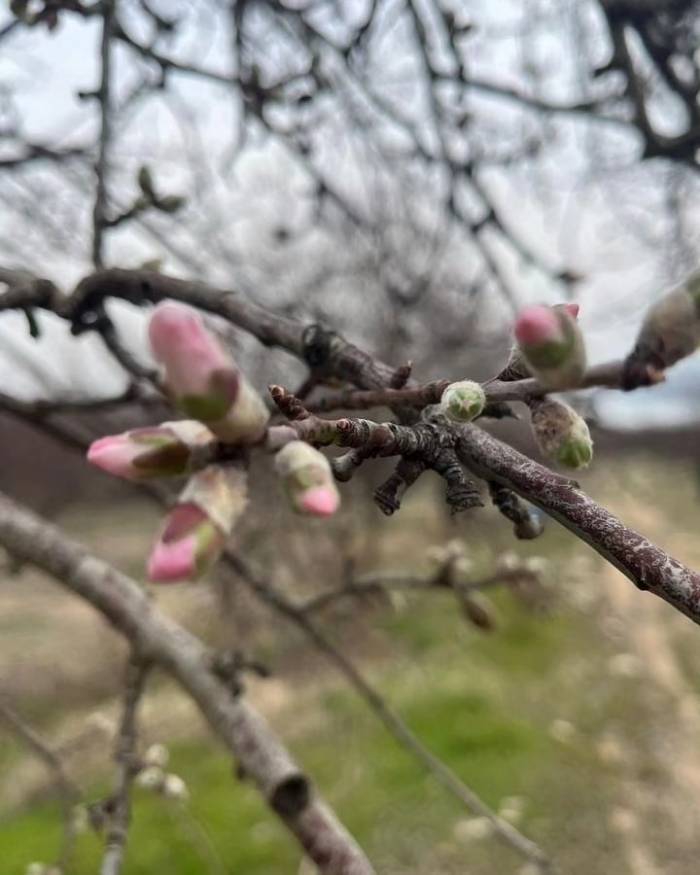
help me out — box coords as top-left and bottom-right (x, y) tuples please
(147, 466), (247, 583)
(87, 421), (214, 481)
(496, 303), (580, 383)
(275, 441), (340, 517)
(148, 303), (269, 443)
(514, 306), (563, 347)
(514, 305), (586, 389)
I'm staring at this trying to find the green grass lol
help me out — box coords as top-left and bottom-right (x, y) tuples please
(0, 569), (631, 875)
(5, 454), (700, 873)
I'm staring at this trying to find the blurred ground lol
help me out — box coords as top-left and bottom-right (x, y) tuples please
(2, 453), (700, 874)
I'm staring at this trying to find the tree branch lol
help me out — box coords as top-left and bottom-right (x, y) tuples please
(100, 657), (149, 875)
(0, 490), (375, 875)
(457, 423), (700, 625)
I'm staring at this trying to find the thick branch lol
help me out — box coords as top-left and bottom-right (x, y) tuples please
(0, 491), (374, 875)
(457, 424), (700, 624)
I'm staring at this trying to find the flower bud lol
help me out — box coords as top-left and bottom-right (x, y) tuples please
(530, 398), (593, 469)
(162, 773), (189, 801)
(149, 302), (269, 443)
(136, 766), (164, 790)
(143, 743), (169, 769)
(439, 380), (486, 422)
(147, 466), (247, 582)
(514, 305), (586, 389)
(496, 303), (580, 382)
(274, 441), (340, 517)
(87, 421), (214, 481)
(623, 272), (700, 388)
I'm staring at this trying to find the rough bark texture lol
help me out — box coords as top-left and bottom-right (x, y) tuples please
(458, 424), (700, 624)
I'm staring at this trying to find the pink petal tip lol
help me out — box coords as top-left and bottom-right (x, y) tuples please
(299, 487), (339, 517)
(147, 536), (196, 583)
(514, 306), (561, 346)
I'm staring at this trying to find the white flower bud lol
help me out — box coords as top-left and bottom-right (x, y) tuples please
(25, 864), (47, 875)
(85, 712), (115, 736)
(136, 766), (164, 790)
(496, 550), (520, 572)
(453, 816), (493, 841)
(162, 773), (189, 801)
(143, 743), (170, 769)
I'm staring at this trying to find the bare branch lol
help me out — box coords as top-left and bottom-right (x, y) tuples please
(0, 490), (375, 875)
(100, 657), (149, 875)
(457, 423), (700, 625)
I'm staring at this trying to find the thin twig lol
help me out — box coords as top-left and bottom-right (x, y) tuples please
(223, 552), (554, 874)
(100, 656), (150, 875)
(92, 0), (116, 268)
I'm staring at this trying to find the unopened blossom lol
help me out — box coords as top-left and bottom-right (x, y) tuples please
(149, 302), (269, 443)
(497, 302), (580, 382)
(274, 441), (340, 517)
(514, 304), (586, 389)
(623, 270), (700, 388)
(439, 380), (486, 422)
(530, 398), (593, 469)
(147, 466), (247, 582)
(87, 421), (213, 481)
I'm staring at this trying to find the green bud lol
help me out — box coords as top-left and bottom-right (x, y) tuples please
(530, 398), (593, 470)
(440, 380), (486, 422)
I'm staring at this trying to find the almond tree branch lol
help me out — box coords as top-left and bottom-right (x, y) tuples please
(457, 423), (700, 625)
(0, 491), (375, 875)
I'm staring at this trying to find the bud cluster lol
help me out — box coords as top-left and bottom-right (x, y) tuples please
(134, 743), (189, 801)
(87, 302), (341, 584)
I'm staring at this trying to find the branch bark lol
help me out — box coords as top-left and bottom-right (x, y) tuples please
(0, 490), (374, 875)
(457, 424), (700, 624)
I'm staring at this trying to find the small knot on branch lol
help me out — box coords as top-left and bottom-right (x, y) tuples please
(301, 323), (337, 368)
(430, 449), (483, 514)
(373, 458), (427, 516)
(390, 361), (413, 388)
(488, 482), (544, 540)
(270, 774), (311, 818)
(269, 385), (310, 420)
